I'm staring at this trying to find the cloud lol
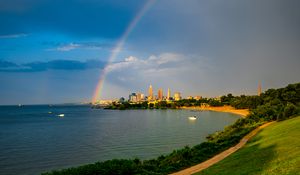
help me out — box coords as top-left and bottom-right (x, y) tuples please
(100, 52), (218, 98)
(148, 53), (184, 65)
(56, 43), (81, 51)
(106, 53), (188, 73)
(105, 52), (213, 84)
(0, 33), (28, 39)
(0, 60), (18, 68)
(0, 59), (105, 72)
(46, 42), (112, 52)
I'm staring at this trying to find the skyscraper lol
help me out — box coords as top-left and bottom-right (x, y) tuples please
(167, 88), (171, 100)
(136, 93), (144, 102)
(148, 85), (153, 101)
(129, 93), (137, 102)
(158, 88), (163, 100)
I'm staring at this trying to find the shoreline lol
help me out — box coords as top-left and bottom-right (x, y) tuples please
(181, 106), (249, 118)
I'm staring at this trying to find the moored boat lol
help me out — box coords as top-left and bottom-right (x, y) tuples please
(57, 114), (65, 117)
(188, 116), (197, 120)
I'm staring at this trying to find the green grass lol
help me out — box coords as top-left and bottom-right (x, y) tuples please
(195, 116), (300, 175)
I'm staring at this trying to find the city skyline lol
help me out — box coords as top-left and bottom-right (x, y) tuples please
(95, 82), (266, 102)
(0, 0), (300, 105)
(126, 85), (180, 103)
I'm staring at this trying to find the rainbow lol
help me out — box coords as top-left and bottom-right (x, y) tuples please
(92, 0), (156, 104)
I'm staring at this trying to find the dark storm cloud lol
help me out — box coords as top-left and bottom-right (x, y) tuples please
(0, 0), (147, 37)
(126, 0), (300, 95)
(0, 59), (105, 72)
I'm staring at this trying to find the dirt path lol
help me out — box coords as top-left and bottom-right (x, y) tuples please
(170, 122), (275, 175)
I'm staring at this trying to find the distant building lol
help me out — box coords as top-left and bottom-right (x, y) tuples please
(194, 96), (202, 100)
(148, 85), (153, 101)
(141, 94), (145, 100)
(119, 97), (125, 103)
(136, 93), (145, 102)
(213, 96), (221, 101)
(174, 92), (181, 101)
(167, 88), (171, 100)
(98, 100), (116, 105)
(187, 96), (193, 100)
(129, 93), (137, 102)
(158, 88), (163, 100)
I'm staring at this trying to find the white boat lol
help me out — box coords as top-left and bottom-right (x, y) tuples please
(57, 114), (65, 117)
(189, 116), (197, 120)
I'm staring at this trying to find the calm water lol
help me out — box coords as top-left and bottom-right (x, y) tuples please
(0, 105), (240, 175)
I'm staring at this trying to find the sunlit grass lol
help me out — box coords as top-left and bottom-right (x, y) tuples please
(195, 116), (300, 175)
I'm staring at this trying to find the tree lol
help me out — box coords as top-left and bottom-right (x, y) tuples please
(283, 102), (297, 119)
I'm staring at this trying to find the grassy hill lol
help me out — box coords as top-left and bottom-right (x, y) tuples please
(195, 116), (300, 175)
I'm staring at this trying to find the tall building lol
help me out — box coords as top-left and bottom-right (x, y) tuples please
(148, 85), (153, 101)
(129, 93), (137, 102)
(258, 82), (262, 96)
(136, 93), (144, 102)
(167, 88), (171, 100)
(141, 94), (145, 100)
(158, 88), (163, 100)
(174, 92), (181, 101)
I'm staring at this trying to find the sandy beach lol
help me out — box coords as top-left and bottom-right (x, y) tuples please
(182, 106), (249, 117)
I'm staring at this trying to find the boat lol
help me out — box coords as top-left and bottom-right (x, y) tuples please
(188, 116), (197, 120)
(57, 114), (65, 117)
(48, 111), (53, 114)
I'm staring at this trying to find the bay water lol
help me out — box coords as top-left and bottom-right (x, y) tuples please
(0, 105), (240, 175)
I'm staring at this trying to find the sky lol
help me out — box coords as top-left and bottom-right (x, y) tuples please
(0, 0), (300, 105)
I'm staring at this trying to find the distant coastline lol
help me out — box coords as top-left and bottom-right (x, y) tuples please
(181, 106), (249, 117)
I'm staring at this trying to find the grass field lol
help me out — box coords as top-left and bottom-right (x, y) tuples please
(195, 116), (300, 175)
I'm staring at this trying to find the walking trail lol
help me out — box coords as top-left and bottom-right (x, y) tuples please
(170, 122), (275, 175)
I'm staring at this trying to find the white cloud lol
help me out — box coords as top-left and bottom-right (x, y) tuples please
(124, 56), (138, 62)
(47, 42), (108, 52)
(149, 53), (184, 65)
(56, 43), (81, 51)
(106, 52), (189, 73)
(104, 52), (214, 90)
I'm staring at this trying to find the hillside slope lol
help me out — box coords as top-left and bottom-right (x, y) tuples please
(195, 116), (300, 175)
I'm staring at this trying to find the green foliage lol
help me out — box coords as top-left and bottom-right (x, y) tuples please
(283, 102), (298, 119)
(42, 159), (144, 175)
(220, 93), (234, 105)
(230, 95), (263, 109)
